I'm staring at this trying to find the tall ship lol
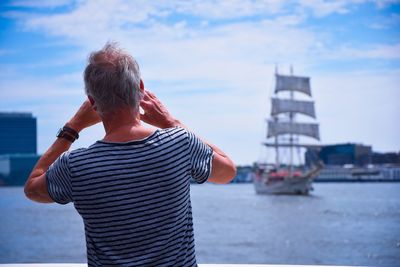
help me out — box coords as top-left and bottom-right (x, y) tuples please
(253, 68), (323, 195)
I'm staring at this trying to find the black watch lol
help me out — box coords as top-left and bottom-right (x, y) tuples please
(57, 128), (77, 142)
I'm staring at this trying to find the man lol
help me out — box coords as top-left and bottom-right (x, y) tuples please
(24, 42), (236, 267)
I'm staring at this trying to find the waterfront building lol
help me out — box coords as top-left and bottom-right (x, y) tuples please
(0, 154), (40, 186)
(0, 112), (39, 186)
(315, 165), (400, 182)
(305, 143), (400, 181)
(231, 166), (253, 183)
(305, 143), (400, 167)
(360, 152), (400, 165)
(380, 165), (400, 180)
(0, 112), (37, 154)
(317, 143), (372, 166)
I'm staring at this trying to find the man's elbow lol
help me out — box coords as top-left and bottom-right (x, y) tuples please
(225, 164), (237, 183)
(216, 164), (237, 184)
(24, 174), (53, 203)
(24, 181), (36, 201)
(24, 188), (34, 201)
(24, 179), (43, 202)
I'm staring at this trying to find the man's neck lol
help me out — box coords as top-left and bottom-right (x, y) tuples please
(101, 108), (153, 142)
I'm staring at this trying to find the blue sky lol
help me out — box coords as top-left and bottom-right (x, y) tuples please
(0, 0), (399, 165)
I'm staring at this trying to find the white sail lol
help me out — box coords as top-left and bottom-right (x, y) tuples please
(267, 121), (320, 140)
(271, 98), (316, 118)
(275, 74), (311, 96)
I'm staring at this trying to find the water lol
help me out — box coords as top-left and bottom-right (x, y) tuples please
(1, 183), (399, 266)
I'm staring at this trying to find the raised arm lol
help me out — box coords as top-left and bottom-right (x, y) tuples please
(140, 90), (236, 184)
(24, 100), (101, 203)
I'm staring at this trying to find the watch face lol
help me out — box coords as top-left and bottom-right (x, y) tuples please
(56, 128), (63, 137)
(56, 129), (75, 142)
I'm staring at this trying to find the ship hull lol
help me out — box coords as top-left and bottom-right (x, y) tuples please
(253, 175), (313, 195)
(251, 164), (323, 195)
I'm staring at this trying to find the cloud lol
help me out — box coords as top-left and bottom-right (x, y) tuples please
(312, 43), (400, 61)
(369, 13), (400, 29)
(0, 49), (15, 56)
(274, 14), (306, 26)
(374, 0), (400, 9)
(174, 0), (284, 19)
(298, 0), (400, 17)
(14, 1), (319, 85)
(0, 72), (83, 101)
(299, 0), (351, 17)
(9, 0), (74, 8)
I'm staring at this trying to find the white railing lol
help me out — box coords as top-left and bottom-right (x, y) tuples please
(0, 264), (359, 267)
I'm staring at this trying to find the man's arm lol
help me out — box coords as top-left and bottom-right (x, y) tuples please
(24, 138), (73, 203)
(172, 120), (236, 184)
(24, 100), (101, 203)
(140, 90), (236, 184)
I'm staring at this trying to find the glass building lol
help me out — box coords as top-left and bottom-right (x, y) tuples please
(0, 112), (37, 154)
(0, 112), (38, 186)
(0, 154), (40, 186)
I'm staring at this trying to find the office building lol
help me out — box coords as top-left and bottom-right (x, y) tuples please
(0, 112), (37, 154)
(0, 112), (38, 186)
(0, 154), (40, 186)
(305, 143), (372, 166)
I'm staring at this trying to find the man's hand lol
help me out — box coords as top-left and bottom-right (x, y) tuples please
(140, 90), (179, 129)
(68, 100), (102, 132)
(140, 89), (236, 184)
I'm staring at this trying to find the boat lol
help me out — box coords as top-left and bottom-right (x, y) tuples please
(253, 67), (323, 195)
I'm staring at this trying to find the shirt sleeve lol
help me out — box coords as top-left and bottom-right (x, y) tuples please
(187, 130), (214, 184)
(46, 151), (73, 204)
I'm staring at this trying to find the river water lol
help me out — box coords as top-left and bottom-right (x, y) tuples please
(1, 183), (399, 266)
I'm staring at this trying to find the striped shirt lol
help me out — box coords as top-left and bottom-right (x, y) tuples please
(46, 127), (213, 267)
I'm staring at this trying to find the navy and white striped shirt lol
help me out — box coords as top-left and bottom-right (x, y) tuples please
(46, 127), (213, 267)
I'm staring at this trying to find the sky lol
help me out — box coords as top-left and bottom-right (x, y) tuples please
(0, 0), (399, 165)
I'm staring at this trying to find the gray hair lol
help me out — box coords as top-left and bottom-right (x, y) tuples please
(84, 42), (142, 115)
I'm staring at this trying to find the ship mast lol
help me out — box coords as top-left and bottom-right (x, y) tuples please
(289, 65), (294, 177)
(274, 65), (280, 169)
(265, 67), (320, 176)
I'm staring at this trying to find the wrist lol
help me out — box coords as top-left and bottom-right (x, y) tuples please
(56, 124), (79, 143)
(66, 121), (82, 133)
(166, 118), (185, 129)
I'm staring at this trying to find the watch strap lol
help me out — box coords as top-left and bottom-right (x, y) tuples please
(63, 125), (79, 139)
(57, 130), (76, 142)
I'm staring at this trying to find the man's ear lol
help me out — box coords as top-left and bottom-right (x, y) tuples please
(88, 95), (97, 110)
(140, 79), (145, 92)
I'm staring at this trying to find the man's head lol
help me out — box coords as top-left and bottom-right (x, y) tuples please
(84, 42), (143, 116)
